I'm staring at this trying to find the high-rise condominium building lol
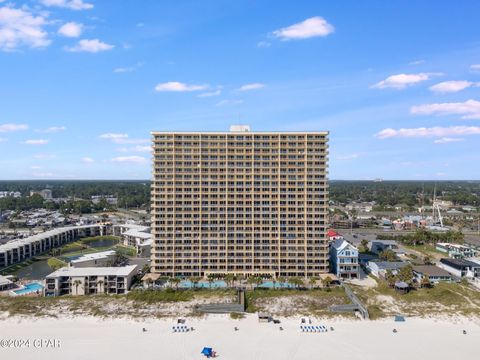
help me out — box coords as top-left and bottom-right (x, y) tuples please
(151, 126), (329, 278)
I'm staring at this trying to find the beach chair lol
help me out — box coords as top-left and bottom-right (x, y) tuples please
(172, 326), (176, 332)
(315, 326), (321, 332)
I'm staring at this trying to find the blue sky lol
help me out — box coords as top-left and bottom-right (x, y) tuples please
(1, 0), (480, 180)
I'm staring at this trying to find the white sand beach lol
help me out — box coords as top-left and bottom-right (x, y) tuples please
(1, 314), (479, 360)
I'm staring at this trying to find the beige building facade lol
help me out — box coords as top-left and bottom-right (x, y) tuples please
(151, 126), (329, 278)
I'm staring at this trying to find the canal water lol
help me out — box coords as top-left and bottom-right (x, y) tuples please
(15, 238), (119, 280)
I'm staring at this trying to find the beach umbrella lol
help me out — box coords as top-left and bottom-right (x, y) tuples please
(201, 347), (213, 357)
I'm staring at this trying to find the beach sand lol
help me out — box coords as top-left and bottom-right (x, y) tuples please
(1, 314), (479, 360)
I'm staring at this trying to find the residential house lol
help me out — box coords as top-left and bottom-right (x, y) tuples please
(367, 260), (407, 278)
(412, 265), (452, 283)
(329, 239), (359, 279)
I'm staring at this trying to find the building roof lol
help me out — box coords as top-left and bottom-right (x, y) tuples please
(331, 239), (357, 252)
(70, 250), (116, 264)
(114, 223), (150, 232)
(327, 229), (342, 238)
(123, 229), (152, 239)
(412, 265), (451, 277)
(440, 258), (480, 269)
(0, 275), (12, 286)
(46, 265), (138, 278)
(0, 224), (105, 253)
(368, 261), (407, 270)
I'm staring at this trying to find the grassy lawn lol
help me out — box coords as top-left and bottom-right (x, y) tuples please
(114, 244), (137, 257)
(126, 288), (236, 304)
(404, 244), (445, 260)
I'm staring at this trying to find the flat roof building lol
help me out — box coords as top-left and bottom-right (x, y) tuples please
(44, 265), (138, 296)
(151, 127), (329, 278)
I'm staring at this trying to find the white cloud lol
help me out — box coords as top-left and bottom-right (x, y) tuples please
(22, 139), (49, 145)
(33, 153), (56, 159)
(429, 80), (478, 94)
(216, 99), (244, 106)
(433, 137), (464, 144)
(58, 22), (83, 37)
(67, 39), (114, 53)
(30, 165), (42, 169)
(198, 89), (221, 98)
(99, 133), (128, 141)
(32, 172), (54, 178)
(0, 137), (7, 142)
(372, 72), (442, 89)
(117, 145), (151, 153)
(36, 126), (66, 133)
(99, 133), (148, 145)
(376, 126), (480, 139)
(257, 41), (271, 48)
(409, 59), (425, 65)
(470, 64), (480, 72)
(272, 16), (334, 40)
(237, 83), (265, 91)
(0, 123), (28, 132)
(81, 156), (94, 163)
(335, 153), (360, 160)
(114, 62), (143, 73)
(410, 99), (480, 120)
(0, 6), (50, 51)
(154, 82), (208, 92)
(41, 0), (93, 11)
(111, 156), (147, 164)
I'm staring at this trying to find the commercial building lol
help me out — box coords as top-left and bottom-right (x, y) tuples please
(44, 265), (138, 296)
(151, 126), (329, 278)
(0, 224), (110, 269)
(329, 239), (359, 279)
(30, 189), (53, 200)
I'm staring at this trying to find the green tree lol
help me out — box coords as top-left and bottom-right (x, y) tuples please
(321, 276), (333, 288)
(397, 265), (414, 285)
(385, 269), (396, 287)
(379, 249), (397, 262)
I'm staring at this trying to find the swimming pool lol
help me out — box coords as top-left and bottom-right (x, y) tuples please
(178, 280), (227, 288)
(12, 282), (44, 296)
(258, 281), (296, 289)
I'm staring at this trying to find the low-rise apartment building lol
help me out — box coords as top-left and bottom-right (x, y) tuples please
(439, 258), (480, 279)
(0, 224), (110, 269)
(44, 265), (138, 296)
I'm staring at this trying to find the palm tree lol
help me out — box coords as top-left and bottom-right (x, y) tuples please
(321, 276), (332, 289)
(97, 280), (104, 293)
(72, 280), (82, 295)
(277, 276), (286, 288)
(207, 274), (215, 289)
(309, 277), (317, 289)
(189, 276), (201, 289)
(170, 277), (181, 290)
(247, 276), (258, 290)
(225, 274), (236, 288)
(421, 275), (431, 288)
